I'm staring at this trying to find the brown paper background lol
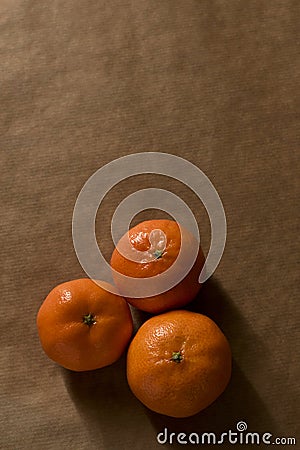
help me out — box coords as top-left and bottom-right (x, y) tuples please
(1, 1), (299, 449)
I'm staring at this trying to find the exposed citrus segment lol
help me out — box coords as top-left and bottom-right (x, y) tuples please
(110, 220), (205, 313)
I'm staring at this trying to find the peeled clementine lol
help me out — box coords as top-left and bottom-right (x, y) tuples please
(110, 220), (205, 313)
(36, 279), (133, 371)
(126, 310), (231, 417)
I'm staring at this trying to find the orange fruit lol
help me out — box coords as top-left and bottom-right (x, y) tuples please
(126, 310), (231, 417)
(110, 219), (205, 313)
(36, 278), (133, 371)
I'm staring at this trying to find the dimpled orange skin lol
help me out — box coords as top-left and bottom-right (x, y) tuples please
(36, 279), (133, 371)
(110, 220), (205, 314)
(126, 310), (231, 418)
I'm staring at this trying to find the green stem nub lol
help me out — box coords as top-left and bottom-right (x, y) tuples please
(171, 351), (183, 363)
(154, 249), (163, 259)
(83, 313), (96, 326)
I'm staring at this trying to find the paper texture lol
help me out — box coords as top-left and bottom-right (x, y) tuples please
(1, 1), (298, 448)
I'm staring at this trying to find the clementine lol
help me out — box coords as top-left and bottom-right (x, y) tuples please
(110, 220), (205, 314)
(126, 310), (231, 417)
(37, 278), (133, 371)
